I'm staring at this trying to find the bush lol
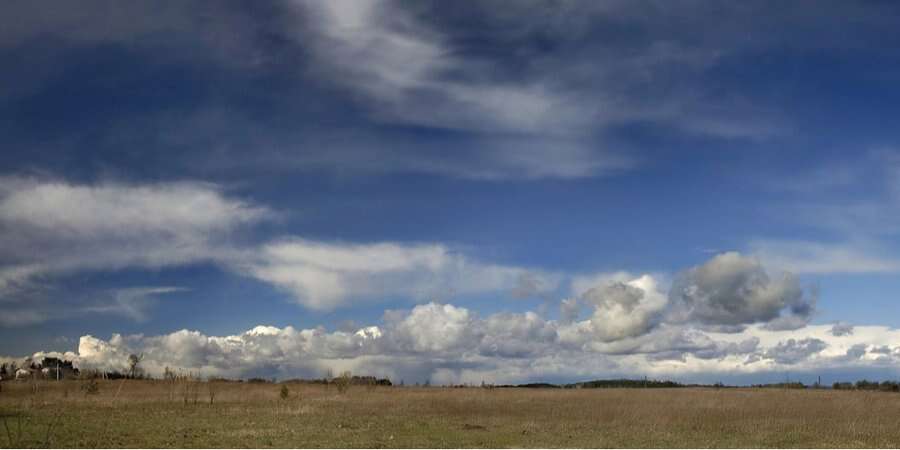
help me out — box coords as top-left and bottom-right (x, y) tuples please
(81, 378), (100, 395)
(335, 371), (352, 394)
(280, 384), (290, 401)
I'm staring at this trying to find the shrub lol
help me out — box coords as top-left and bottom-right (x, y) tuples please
(335, 371), (352, 394)
(280, 384), (290, 401)
(81, 378), (100, 396)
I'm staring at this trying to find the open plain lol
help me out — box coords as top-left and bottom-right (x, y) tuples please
(2, 380), (900, 448)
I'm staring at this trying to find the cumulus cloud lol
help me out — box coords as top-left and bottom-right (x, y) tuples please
(388, 303), (481, 355)
(559, 297), (581, 324)
(763, 338), (827, 365)
(843, 343), (868, 360)
(668, 252), (816, 329)
(15, 307), (899, 385)
(581, 274), (668, 342)
(693, 337), (760, 361)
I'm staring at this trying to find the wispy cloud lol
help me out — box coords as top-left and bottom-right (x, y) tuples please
(235, 238), (559, 310)
(84, 287), (187, 322)
(0, 178), (268, 324)
(750, 239), (900, 274)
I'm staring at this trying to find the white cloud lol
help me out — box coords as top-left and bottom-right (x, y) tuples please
(16, 307), (898, 385)
(581, 274), (668, 342)
(389, 303), (481, 354)
(84, 287), (186, 322)
(0, 177), (268, 279)
(0, 179), (263, 238)
(570, 271), (636, 298)
(283, 0), (639, 180)
(0, 177), (566, 320)
(293, 0), (587, 136)
(831, 322), (855, 337)
(238, 238), (557, 310)
(750, 239), (900, 274)
(0, 177), (268, 323)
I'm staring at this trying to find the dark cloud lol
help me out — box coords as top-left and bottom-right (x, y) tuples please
(763, 338), (827, 365)
(831, 322), (855, 337)
(844, 343), (867, 360)
(669, 252), (816, 328)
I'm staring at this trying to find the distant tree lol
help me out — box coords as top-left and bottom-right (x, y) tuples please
(280, 384), (290, 400)
(127, 353), (144, 379)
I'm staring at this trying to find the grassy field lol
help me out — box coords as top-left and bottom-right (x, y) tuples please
(2, 379), (900, 448)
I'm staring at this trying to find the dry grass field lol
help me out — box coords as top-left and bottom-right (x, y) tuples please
(2, 379), (900, 448)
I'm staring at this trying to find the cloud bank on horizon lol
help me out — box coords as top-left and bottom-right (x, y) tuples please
(3, 1), (900, 384)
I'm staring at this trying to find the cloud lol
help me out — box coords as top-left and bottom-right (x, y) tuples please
(84, 287), (186, 322)
(276, 0), (790, 181)
(237, 237), (557, 311)
(388, 303), (481, 355)
(750, 240), (900, 274)
(693, 337), (760, 361)
(0, 177), (565, 318)
(581, 274), (668, 342)
(479, 312), (557, 358)
(0, 177), (268, 323)
(843, 343), (868, 360)
(0, 177), (268, 276)
(5, 1), (899, 184)
(511, 272), (555, 300)
(763, 338), (827, 365)
(16, 308), (900, 385)
(279, 0), (633, 181)
(747, 150), (900, 276)
(559, 297), (581, 324)
(831, 322), (855, 337)
(668, 252), (816, 329)
(291, 0), (589, 135)
(570, 271), (637, 298)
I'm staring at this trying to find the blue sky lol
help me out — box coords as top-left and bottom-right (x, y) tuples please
(2, 1), (900, 384)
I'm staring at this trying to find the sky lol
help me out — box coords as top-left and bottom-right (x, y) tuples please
(2, 0), (900, 385)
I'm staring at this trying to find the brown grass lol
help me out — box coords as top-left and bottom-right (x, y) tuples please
(2, 380), (900, 447)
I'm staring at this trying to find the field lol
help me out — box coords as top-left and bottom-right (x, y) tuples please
(2, 380), (900, 448)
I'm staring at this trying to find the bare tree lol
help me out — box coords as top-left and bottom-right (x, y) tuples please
(127, 353), (144, 379)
